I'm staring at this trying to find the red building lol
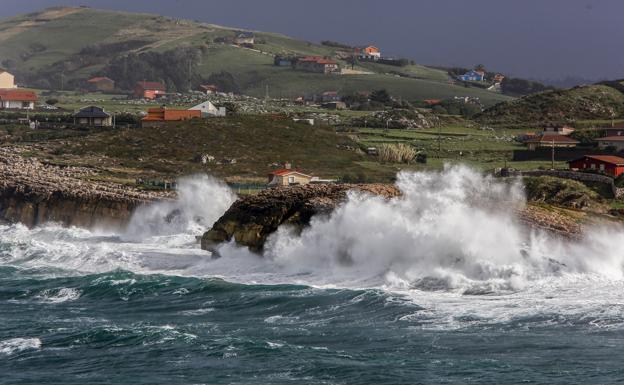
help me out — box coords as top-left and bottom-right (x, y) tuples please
(141, 107), (201, 127)
(569, 155), (624, 178)
(134, 81), (166, 100)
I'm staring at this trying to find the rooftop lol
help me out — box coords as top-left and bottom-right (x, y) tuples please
(571, 155), (624, 166)
(596, 136), (624, 141)
(0, 89), (37, 101)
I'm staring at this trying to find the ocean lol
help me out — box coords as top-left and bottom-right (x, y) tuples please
(1, 169), (624, 384)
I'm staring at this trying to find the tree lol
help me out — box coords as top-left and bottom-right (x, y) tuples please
(370, 89), (392, 104)
(205, 71), (241, 94)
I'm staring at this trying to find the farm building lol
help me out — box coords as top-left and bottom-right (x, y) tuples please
(73, 106), (112, 127)
(294, 56), (340, 74)
(134, 81), (166, 100)
(189, 101), (226, 117)
(569, 155), (624, 178)
(197, 84), (219, 94)
(141, 107), (201, 127)
(0, 69), (16, 89)
(524, 134), (579, 150)
(234, 32), (255, 46)
(0, 89), (37, 109)
(321, 91), (340, 103)
(87, 77), (115, 92)
(268, 168), (313, 187)
(596, 136), (624, 152)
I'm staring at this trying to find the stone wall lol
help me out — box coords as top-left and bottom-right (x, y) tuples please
(506, 169), (624, 198)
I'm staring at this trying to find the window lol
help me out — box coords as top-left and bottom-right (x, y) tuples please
(600, 164), (605, 171)
(590, 164), (596, 169)
(288, 176), (295, 184)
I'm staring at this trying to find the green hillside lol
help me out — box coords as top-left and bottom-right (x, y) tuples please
(475, 84), (624, 127)
(0, 7), (511, 105)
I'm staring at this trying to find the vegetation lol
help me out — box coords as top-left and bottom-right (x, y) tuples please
(523, 176), (603, 209)
(378, 143), (417, 163)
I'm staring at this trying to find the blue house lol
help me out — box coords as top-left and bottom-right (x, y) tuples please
(457, 70), (486, 82)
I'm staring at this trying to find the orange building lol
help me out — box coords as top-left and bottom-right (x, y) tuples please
(355, 45), (381, 60)
(141, 107), (201, 127)
(134, 81), (166, 100)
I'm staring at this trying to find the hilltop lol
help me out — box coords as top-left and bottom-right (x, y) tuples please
(0, 7), (510, 105)
(475, 83), (624, 127)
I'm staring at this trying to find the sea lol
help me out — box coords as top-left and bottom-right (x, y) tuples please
(1, 168), (624, 384)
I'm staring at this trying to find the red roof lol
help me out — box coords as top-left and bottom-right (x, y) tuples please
(597, 136), (624, 142)
(0, 89), (37, 102)
(88, 76), (113, 83)
(136, 81), (166, 91)
(571, 155), (624, 166)
(526, 134), (579, 144)
(269, 169), (311, 177)
(316, 59), (337, 65)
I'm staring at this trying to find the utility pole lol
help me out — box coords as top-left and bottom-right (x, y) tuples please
(60, 72), (64, 91)
(551, 138), (555, 170)
(265, 84), (270, 100)
(438, 124), (442, 157)
(188, 59), (192, 93)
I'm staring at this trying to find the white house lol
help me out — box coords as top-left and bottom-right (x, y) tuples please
(0, 89), (37, 110)
(189, 101), (226, 117)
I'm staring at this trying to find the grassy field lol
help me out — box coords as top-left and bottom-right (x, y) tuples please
(0, 7), (512, 106)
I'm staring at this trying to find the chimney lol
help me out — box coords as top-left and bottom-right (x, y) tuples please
(284, 162), (292, 170)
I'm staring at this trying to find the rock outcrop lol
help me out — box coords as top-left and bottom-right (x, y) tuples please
(201, 183), (586, 254)
(201, 184), (401, 253)
(0, 148), (170, 228)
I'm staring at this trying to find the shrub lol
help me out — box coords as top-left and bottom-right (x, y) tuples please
(378, 143), (416, 163)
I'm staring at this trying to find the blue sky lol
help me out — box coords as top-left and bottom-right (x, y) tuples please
(1, 0), (622, 80)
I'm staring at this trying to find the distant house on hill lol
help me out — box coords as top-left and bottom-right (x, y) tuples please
(0, 69), (16, 89)
(234, 31), (255, 46)
(596, 136), (624, 152)
(524, 134), (579, 150)
(543, 125), (575, 136)
(73, 106), (112, 127)
(141, 107), (201, 128)
(321, 91), (340, 103)
(457, 70), (486, 82)
(268, 167), (313, 186)
(134, 81), (166, 100)
(493, 73), (506, 84)
(189, 101), (226, 117)
(569, 155), (624, 178)
(197, 84), (219, 94)
(294, 56), (340, 74)
(355, 46), (381, 60)
(87, 76), (115, 92)
(0, 89), (37, 110)
(274, 55), (294, 67)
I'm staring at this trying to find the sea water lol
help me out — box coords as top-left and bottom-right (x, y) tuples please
(1, 167), (624, 384)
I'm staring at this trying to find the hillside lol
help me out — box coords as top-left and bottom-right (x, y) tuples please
(475, 84), (624, 127)
(2, 115), (396, 183)
(0, 7), (511, 105)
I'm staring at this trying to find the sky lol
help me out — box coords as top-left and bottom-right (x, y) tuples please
(1, 0), (622, 81)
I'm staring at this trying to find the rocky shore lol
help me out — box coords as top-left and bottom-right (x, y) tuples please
(0, 148), (170, 228)
(201, 183), (584, 254)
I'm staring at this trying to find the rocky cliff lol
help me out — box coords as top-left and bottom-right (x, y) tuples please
(201, 184), (401, 253)
(0, 148), (169, 228)
(201, 183), (585, 255)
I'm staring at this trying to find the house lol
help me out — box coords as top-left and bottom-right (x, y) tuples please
(321, 91), (340, 103)
(274, 56), (294, 66)
(134, 81), (166, 99)
(73, 106), (112, 127)
(457, 70), (486, 82)
(601, 127), (624, 137)
(321, 101), (347, 110)
(197, 84), (219, 94)
(524, 134), (579, 150)
(0, 89), (37, 110)
(355, 46), (381, 60)
(87, 77), (115, 92)
(189, 101), (226, 117)
(268, 168), (313, 186)
(569, 155), (624, 177)
(543, 125), (575, 136)
(141, 107), (201, 127)
(596, 136), (624, 152)
(423, 99), (443, 106)
(294, 56), (340, 74)
(0, 69), (16, 89)
(234, 32), (255, 46)
(493, 73), (506, 83)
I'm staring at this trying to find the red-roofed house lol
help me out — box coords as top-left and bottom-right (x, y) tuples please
(268, 168), (313, 186)
(198, 84), (219, 94)
(355, 46), (381, 60)
(569, 155), (624, 177)
(0, 89), (37, 110)
(524, 134), (579, 150)
(134, 81), (166, 100)
(294, 56), (340, 74)
(596, 136), (624, 152)
(141, 107), (201, 128)
(87, 76), (115, 92)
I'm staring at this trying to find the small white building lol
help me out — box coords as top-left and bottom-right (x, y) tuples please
(189, 101), (226, 117)
(0, 89), (37, 110)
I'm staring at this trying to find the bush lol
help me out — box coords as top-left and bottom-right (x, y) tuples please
(45, 98), (58, 105)
(378, 143), (416, 163)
